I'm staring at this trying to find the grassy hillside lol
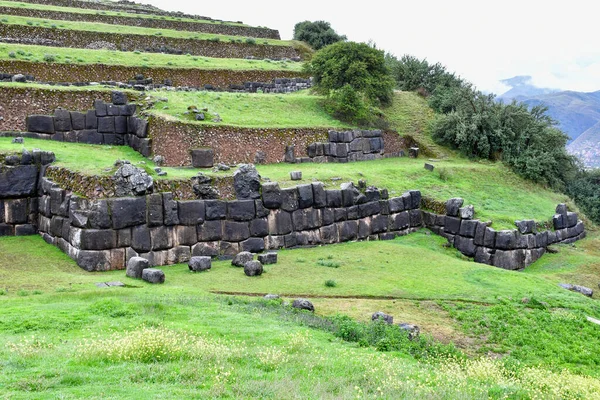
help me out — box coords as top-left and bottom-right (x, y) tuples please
(0, 43), (303, 71)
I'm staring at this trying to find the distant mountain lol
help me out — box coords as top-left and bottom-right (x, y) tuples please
(569, 121), (600, 168)
(497, 75), (559, 101)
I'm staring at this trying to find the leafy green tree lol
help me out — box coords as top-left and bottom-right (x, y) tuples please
(566, 170), (600, 223)
(293, 20), (346, 50)
(305, 41), (395, 106)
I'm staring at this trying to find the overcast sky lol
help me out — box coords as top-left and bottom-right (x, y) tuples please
(144, 0), (600, 95)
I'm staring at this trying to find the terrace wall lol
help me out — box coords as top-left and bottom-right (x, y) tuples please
(0, 24), (304, 60)
(0, 6), (281, 39)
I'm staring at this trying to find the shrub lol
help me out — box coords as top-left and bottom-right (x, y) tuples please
(43, 54), (56, 62)
(324, 279), (337, 287)
(8, 51), (15, 58)
(323, 84), (373, 125)
(293, 20), (346, 50)
(317, 259), (340, 268)
(245, 37), (256, 45)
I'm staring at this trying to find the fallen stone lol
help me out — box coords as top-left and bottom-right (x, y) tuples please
(232, 251), (254, 267)
(189, 256), (212, 272)
(264, 294), (280, 300)
(142, 268), (165, 284)
(12, 137), (23, 144)
(445, 198), (464, 217)
(424, 163), (434, 171)
(233, 164), (261, 199)
(459, 205), (474, 219)
(292, 298), (314, 312)
(371, 311), (393, 324)
(126, 256), (149, 279)
(559, 283), (593, 297)
(114, 163), (153, 196)
(290, 171), (302, 180)
(152, 155), (165, 166)
(398, 323), (420, 340)
(106, 281), (125, 287)
(244, 260), (263, 276)
(258, 252), (277, 265)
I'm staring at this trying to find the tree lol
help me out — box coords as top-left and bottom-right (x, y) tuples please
(305, 41), (395, 106)
(293, 20), (346, 50)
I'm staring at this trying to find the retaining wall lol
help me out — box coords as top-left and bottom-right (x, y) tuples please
(0, 24), (304, 60)
(0, 6), (280, 39)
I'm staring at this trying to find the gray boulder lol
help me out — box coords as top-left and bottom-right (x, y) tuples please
(232, 251), (254, 267)
(189, 256), (211, 272)
(559, 283), (593, 297)
(371, 311), (393, 324)
(114, 163), (153, 196)
(152, 155), (165, 166)
(258, 252), (277, 265)
(111, 91), (128, 105)
(126, 256), (149, 279)
(12, 137), (23, 144)
(264, 294), (280, 300)
(398, 323), (420, 340)
(142, 268), (165, 284)
(233, 164), (261, 199)
(290, 171), (302, 180)
(459, 205), (474, 219)
(292, 298), (314, 312)
(445, 198), (464, 217)
(191, 173), (218, 199)
(244, 260), (263, 276)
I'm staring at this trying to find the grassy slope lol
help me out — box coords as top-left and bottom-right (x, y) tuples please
(0, 14), (293, 46)
(0, 0), (249, 27)
(151, 91), (347, 129)
(0, 43), (303, 71)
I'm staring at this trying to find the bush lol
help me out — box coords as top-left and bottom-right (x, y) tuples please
(43, 54), (56, 62)
(245, 37), (256, 45)
(323, 84), (372, 125)
(293, 20), (346, 50)
(324, 280), (337, 287)
(8, 51), (15, 58)
(566, 169), (600, 223)
(306, 41), (395, 106)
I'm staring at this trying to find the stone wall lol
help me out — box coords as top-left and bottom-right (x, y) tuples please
(0, 24), (304, 60)
(0, 6), (281, 39)
(0, 151), (55, 236)
(35, 176), (423, 271)
(0, 60), (308, 90)
(422, 198), (586, 270)
(292, 130), (385, 163)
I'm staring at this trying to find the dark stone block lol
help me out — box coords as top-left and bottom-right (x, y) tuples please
(474, 247), (493, 265)
(536, 231), (549, 247)
(268, 210), (293, 235)
(197, 220), (222, 241)
(250, 218), (269, 237)
(297, 184), (314, 208)
(85, 110), (98, 129)
(107, 104), (121, 116)
(80, 229), (117, 250)
(474, 221), (487, 246)
(312, 182), (327, 208)
(189, 256), (211, 272)
(98, 117), (115, 133)
(258, 252), (277, 264)
(495, 230), (517, 250)
(326, 190), (343, 208)
(493, 249), (525, 270)
(320, 224), (339, 244)
(445, 198), (464, 217)
(484, 227), (496, 248)
(223, 221), (250, 242)
(454, 236), (476, 257)
(280, 188), (299, 212)
(556, 203), (568, 216)
(150, 226), (172, 250)
(566, 212), (578, 228)
(110, 197), (146, 229)
(552, 214), (565, 230)
(0, 223), (14, 236)
(284, 233), (297, 247)
(192, 242), (219, 257)
(15, 224), (37, 236)
(390, 211), (409, 230)
(227, 200), (255, 221)
(117, 228), (131, 247)
(174, 225), (197, 246)
(121, 104), (136, 116)
(94, 99), (107, 117)
(142, 269), (165, 284)
(135, 118), (149, 138)
(444, 216), (461, 235)
(191, 148), (214, 168)
(0, 165), (38, 197)
(262, 182), (283, 209)
(379, 232), (396, 240)
(70, 112), (86, 130)
(103, 134), (125, 146)
(459, 219), (478, 238)
(78, 129), (104, 144)
(334, 208), (347, 222)
(255, 200), (269, 218)
(409, 190), (422, 209)
(112, 91), (128, 105)
(409, 209), (422, 227)
(358, 218), (371, 238)
(51, 132), (65, 142)
(115, 116), (128, 134)
(292, 208), (321, 231)
(4, 198), (28, 223)
(347, 205), (359, 220)
(205, 200), (227, 220)
(359, 201), (381, 218)
(321, 208), (334, 226)
(146, 193), (163, 227)
(162, 193), (179, 225)
(88, 200), (111, 229)
(516, 234), (529, 249)
(371, 214), (389, 234)
(178, 200), (205, 225)
(338, 220), (358, 242)
(131, 225), (151, 253)
(54, 109), (72, 131)
(26, 115), (55, 134)
(77, 250), (109, 272)
(241, 237), (265, 253)
(515, 220), (536, 234)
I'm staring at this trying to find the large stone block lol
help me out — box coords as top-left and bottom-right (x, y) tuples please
(250, 218), (269, 237)
(80, 229), (117, 250)
(174, 225), (197, 246)
(325, 190), (342, 208)
(484, 227), (496, 248)
(191, 148), (214, 168)
(240, 237), (265, 253)
(26, 115), (55, 134)
(262, 182), (283, 209)
(474, 247), (493, 265)
(459, 219), (478, 238)
(222, 221), (250, 242)
(268, 209), (293, 235)
(292, 208), (321, 231)
(227, 200), (255, 221)
(85, 110), (98, 129)
(319, 224), (339, 244)
(338, 220), (358, 242)
(474, 221), (487, 246)
(15, 224), (37, 236)
(192, 242), (219, 257)
(312, 182), (327, 208)
(163, 193), (179, 225)
(78, 130), (104, 145)
(359, 201), (381, 218)
(495, 230), (517, 250)
(205, 200), (226, 220)
(178, 200), (205, 225)
(219, 241), (240, 256)
(115, 116), (128, 134)
(77, 250), (110, 272)
(110, 197), (146, 229)
(445, 198), (464, 217)
(54, 109), (72, 131)
(167, 246), (191, 264)
(454, 236), (476, 257)
(126, 256), (149, 279)
(390, 212), (409, 231)
(189, 256), (211, 272)
(70, 111), (86, 130)
(146, 193), (163, 227)
(371, 214), (389, 234)
(150, 226), (173, 250)
(297, 184), (314, 209)
(566, 212), (578, 228)
(142, 268), (165, 284)
(409, 209), (422, 227)
(197, 220), (222, 241)
(493, 249), (525, 270)
(131, 225), (151, 253)
(0, 165), (38, 198)
(280, 188), (299, 212)
(98, 116), (115, 133)
(4, 198), (28, 224)
(444, 216), (461, 235)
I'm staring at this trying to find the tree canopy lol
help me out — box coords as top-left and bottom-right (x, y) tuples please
(293, 20), (346, 50)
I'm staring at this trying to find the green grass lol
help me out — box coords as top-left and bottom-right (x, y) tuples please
(0, 43), (303, 71)
(0, 0), (250, 27)
(0, 14), (294, 46)
(151, 90), (349, 129)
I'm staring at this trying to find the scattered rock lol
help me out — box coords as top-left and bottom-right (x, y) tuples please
(195, 113), (205, 121)
(292, 298), (314, 312)
(559, 283), (593, 297)
(459, 205), (474, 219)
(233, 164), (261, 199)
(213, 113), (221, 123)
(111, 91), (127, 105)
(157, 171), (167, 176)
(11, 137), (23, 144)
(258, 252), (277, 265)
(213, 162), (230, 172)
(191, 173), (218, 199)
(424, 163), (435, 171)
(264, 294), (280, 300)
(152, 155), (165, 166)
(106, 281), (125, 287)
(244, 260), (263, 276)
(189, 256), (211, 272)
(154, 167), (162, 173)
(11, 73), (26, 83)
(114, 163), (153, 197)
(232, 251), (254, 267)
(142, 268), (165, 284)
(371, 311), (393, 324)
(95, 282), (109, 288)
(398, 323), (420, 340)
(126, 256), (149, 279)
(290, 171), (302, 181)
(445, 198), (464, 217)
(546, 245), (559, 254)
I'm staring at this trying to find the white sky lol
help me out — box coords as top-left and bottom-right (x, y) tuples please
(143, 0), (600, 94)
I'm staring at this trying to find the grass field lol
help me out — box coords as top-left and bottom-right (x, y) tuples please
(0, 0), (249, 27)
(0, 43), (303, 71)
(0, 14), (294, 46)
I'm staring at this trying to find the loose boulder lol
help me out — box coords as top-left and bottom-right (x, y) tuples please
(114, 163), (153, 196)
(290, 171), (302, 181)
(189, 256), (211, 272)
(233, 164), (261, 199)
(258, 252), (278, 265)
(264, 294), (280, 300)
(232, 251), (254, 267)
(372, 311), (394, 324)
(559, 283), (593, 297)
(142, 268), (165, 284)
(126, 256), (149, 279)
(244, 260), (263, 276)
(398, 323), (420, 340)
(292, 298), (314, 312)
(445, 198), (464, 217)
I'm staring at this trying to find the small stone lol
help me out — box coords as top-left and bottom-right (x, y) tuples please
(264, 294), (280, 300)
(424, 163), (434, 171)
(290, 171), (302, 181)
(244, 260), (263, 276)
(12, 137), (24, 144)
(257, 252), (277, 265)
(195, 113), (205, 121)
(152, 155), (165, 166)
(292, 298), (314, 312)
(158, 171), (167, 176)
(371, 311), (393, 324)
(142, 268), (165, 284)
(214, 163), (230, 172)
(232, 251), (254, 267)
(398, 323), (420, 340)
(189, 256), (212, 272)
(106, 281), (125, 287)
